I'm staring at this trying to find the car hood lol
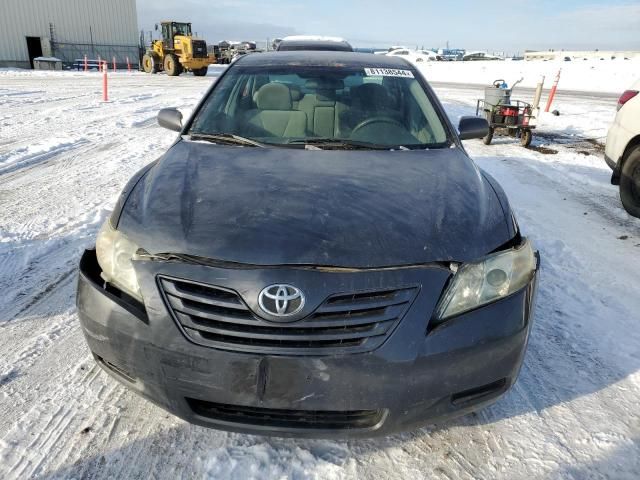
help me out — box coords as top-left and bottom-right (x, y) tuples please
(116, 140), (513, 268)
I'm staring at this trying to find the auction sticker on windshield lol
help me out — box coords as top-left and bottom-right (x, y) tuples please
(364, 68), (414, 78)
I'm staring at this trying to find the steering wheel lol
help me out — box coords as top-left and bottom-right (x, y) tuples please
(351, 116), (404, 136)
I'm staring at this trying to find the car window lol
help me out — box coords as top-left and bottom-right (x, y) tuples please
(189, 65), (449, 149)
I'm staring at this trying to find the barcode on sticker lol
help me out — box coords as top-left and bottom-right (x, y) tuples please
(364, 68), (414, 78)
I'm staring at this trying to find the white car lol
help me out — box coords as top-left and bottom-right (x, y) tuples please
(462, 51), (504, 61)
(605, 78), (640, 217)
(386, 48), (438, 63)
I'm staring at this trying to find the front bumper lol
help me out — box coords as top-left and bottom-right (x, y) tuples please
(76, 249), (539, 438)
(180, 55), (216, 69)
(605, 118), (635, 184)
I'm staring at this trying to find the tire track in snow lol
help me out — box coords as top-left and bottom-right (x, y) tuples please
(0, 138), (90, 177)
(0, 318), (130, 479)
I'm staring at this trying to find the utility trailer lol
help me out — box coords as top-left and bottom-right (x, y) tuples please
(476, 79), (537, 147)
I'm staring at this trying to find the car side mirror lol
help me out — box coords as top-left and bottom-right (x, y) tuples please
(458, 116), (490, 140)
(157, 108), (183, 132)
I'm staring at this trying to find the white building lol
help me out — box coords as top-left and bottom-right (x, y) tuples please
(0, 0), (139, 68)
(524, 50), (640, 62)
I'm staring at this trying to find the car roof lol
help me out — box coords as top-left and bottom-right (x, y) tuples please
(234, 51), (414, 69)
(277, 39), (353, 52)
(281, 35), (347, 43)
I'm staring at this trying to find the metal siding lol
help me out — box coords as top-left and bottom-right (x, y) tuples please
(0, 0), (139, 62)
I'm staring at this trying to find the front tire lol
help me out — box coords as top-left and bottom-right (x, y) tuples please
(483, 127), (494, 145)
(142, 54), (157, 74)
(192, 67), (208, 76)
(164, 54), (182, 76)
(521, 129), (533, 147)
(620, 147), (640, 218)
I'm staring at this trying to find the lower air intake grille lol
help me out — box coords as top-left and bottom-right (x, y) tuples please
(159, 276), (417, 355)
(186, 398), (384, 430)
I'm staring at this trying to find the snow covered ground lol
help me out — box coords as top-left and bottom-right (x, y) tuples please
(416, 58), (640, 93)
(0, 68), (639, 479)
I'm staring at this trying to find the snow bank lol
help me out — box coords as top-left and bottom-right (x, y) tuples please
(4, 57), (636, 95)
(416, 58), (640, 94)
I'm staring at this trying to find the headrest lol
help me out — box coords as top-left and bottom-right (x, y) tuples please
(351, 83), (393, 110)
(289, 85), (303, 101)
(255, 83), (292, 110)
(253, 85), (301, 103)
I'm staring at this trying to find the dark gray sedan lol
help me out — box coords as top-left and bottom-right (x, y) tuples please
(76, 51), (539, 438)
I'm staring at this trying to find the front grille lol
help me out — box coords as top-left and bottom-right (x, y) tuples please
(186, 398), (384, 430)
(192, 40), (207, 58)
(159, 276), (418, 355)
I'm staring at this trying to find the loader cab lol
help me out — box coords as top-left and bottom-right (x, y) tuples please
(159, 21), (193, 50)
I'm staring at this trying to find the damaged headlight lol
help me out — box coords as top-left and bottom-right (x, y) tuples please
(95, 220), (144, 302)
(435, 238), (537, 321)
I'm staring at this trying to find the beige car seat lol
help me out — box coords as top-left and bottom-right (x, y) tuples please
(247, 83), (307, 138)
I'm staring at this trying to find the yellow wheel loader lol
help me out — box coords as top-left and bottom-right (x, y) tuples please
(142, 21), (215, 77)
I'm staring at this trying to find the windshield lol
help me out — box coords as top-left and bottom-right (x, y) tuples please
(188, 65), (449, 149)
(172, 23), (192, 36)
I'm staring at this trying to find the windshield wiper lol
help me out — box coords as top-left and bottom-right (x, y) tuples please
(188, 133), (266, 148)
(284, 138), (448, 150)
(285, 138), (394, 150)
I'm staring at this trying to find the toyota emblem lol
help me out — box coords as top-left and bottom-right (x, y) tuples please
(258, 284), (305, 317)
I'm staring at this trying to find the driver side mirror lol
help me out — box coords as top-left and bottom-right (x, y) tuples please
(157, 108), (183, 132)
(154, 24), (158, 31)
(458, 116), (489, 140)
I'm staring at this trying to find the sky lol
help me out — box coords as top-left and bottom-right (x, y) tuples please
(136, 0), (640, 53)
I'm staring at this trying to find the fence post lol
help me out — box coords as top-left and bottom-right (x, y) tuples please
(533, 75), (545, 109)
(84, 55), (88, 72)
(545, 69), (561, 113)
(112, 56), (116, 72)
(126, 56), (131, 72)
(103, 61), (108, 102)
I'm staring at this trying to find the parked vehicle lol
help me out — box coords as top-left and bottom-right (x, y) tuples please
(141, 21), (215, 76)
(386, 48), (439, 62)
(438, 48), (466, 61)
(276, 35), (353, 52)
(216, 40), (259, 64)
(76, 51), (539, 438)
(476, 79), (536, 146)
(605, 78), (640, 217)
(463, 51), (504, 61)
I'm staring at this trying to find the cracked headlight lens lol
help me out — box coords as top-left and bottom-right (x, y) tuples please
(95, 220), (143, 302)
(435, 238), (536, 321)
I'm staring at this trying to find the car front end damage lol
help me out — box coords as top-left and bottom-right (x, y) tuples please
(76, 51), (540, 438)
(76, 234), (539, 438)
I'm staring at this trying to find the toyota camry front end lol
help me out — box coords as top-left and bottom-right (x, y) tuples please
(76, 51), (539, 438)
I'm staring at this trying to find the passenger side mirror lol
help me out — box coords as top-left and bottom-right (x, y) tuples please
(155, 24), (159, 31)
(458, 116), (490, 140)
(157, 108), (183, 132)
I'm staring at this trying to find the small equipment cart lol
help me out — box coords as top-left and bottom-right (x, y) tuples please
(476, 79), (536, 147)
